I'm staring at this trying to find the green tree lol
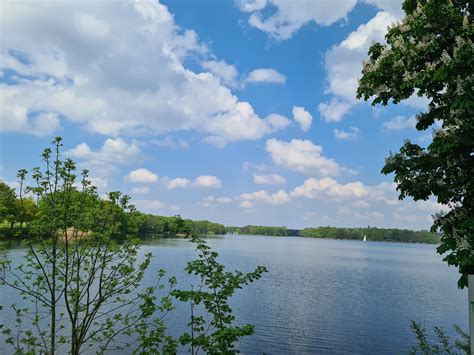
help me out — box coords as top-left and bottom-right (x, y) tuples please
(1, 138), (266, 354)
(0, 181), (17, 228)
(357, 0), (474, 288)
(173, 235), (267, 354)
(0, 138), (175, 354)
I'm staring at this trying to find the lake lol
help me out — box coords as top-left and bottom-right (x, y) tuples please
(0, 235), (468, 354)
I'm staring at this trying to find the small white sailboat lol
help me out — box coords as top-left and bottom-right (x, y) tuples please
(363, 235), (367, 242)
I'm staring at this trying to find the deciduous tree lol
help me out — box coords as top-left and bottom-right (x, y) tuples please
(357, 0), (474, 288)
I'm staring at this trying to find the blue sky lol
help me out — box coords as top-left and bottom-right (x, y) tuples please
(0, 0), (444, 230)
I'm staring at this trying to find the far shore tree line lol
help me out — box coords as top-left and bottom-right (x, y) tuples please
(226, 225), (441, 244)
(1, 187), (440, 245)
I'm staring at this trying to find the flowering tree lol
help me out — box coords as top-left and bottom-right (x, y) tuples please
(357, 0), (473, 288)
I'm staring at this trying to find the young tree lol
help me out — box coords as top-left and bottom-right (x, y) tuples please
(357, 0), (474, 288)
(173, 235), (267, 355)
(1, 137), (267, 354)
(0, 138), (176, 354)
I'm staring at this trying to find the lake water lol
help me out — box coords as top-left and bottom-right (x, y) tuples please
(0, 235), (468, 354)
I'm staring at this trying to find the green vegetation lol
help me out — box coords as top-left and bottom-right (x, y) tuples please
(136, 214), (226, 237)
(300, 226), (440, 244)
(409, 321), (470, 354)
(0, 138), (266, 354)
(226, 225), (299, 236)
(357, 0), (473, 288)
(226, 225), (440, 244)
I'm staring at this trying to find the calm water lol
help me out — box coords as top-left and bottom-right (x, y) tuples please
(0, 235), (468, 354)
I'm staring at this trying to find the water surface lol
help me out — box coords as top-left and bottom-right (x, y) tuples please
(0, 235), (467, 354)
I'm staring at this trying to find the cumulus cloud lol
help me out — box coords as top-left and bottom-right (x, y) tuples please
(318, 11), (397, 122)
(127, 168), (159, 183)
(199, 195), (233, 207)
(194, 175), (222, 189)
(246, 68), (286, 84)
(134, 199), (178, 212)
(292, 106), (312, 132)
(68, 138), (140, 164)
(0, 101), (61, 136)
(318, 99), (352, 123)
(239, 200), (253, 209)
(237, 0), (357, 40)
(66, 138), (141, 190)
(334, 126), (359, 140)
(253, 173), (286, 185)
(201, 60), (238, 87)
(167, 177), (191, 190)
(131, 186), (151, 194)
(204, 102), (284, 147)
(0, 1), (288, 145)
(264, 114), (291, 130)
(151, 137), (189, 149)
(240, 189), (290, 205)
(291, 177), (368, 199)
(382, 115), (417, 131)
(266, 138), (342, 177)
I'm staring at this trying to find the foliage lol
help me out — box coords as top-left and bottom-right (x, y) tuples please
(173, 235), (267, 354)
(0, 137), (266, 354)
(0, 138), (174, 354)
(357, 0), (474, 287)
(0, 181), (19, 228)
(133, 213), (226, 238)
(409, 321), (470, 354)
(228, 224), (440, 243)
(227, 225), (298, 236)
(300, 226), (440, 244)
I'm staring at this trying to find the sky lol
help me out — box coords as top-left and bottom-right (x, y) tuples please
(0, 0), (446, 230)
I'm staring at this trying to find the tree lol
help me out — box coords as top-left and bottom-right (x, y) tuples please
(0, 138), (175, 354)
(1, 137), (266, 353)
(173, 236), (267, 354)
(357, 0), (474, 288)
(0, 181), (17, 228)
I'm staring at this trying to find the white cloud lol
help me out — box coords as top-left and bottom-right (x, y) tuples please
(240, 189), (290, 205)
(334, 126), (359, 140)
(134, 199), (178, 212)
(204, 102), (285, 147)
(237, 0), (268, 13)
(253, 173), (286, 185)
(266, 138), (342, 177)
(318, 99), (353, 123)
(65, 138), (141, 190)
(292, 106), (312, 132)
(0, 98), (61, 135)
(291, 177), (368, 199)
(167, 177), (191, 190)
(68, 138), (140, 163)
(194, 175), (222, 189)
(151, 137), (189, 149)
(319, 11), (397, 121)
(127, 168), (159, 183)
(352, 199), (369, 208)
(237, 0), (357, 40)
(131, 186), (151, 194)
(239, 200), (253, 209)
(201, 60), (238, 87)
(246, 68), (286, 84)
(242, 162), (270, 172)
(0, 1), (287, 144)
(382, 115), (417, 131)
(199, 195), (233, 207)
(265, 113), (291, 130)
